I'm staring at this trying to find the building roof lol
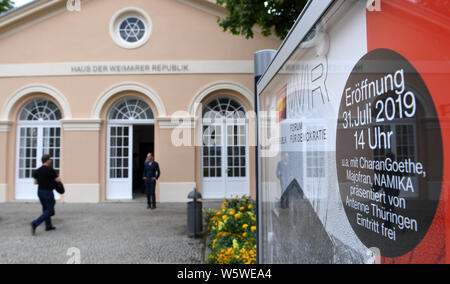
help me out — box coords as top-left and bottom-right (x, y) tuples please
(0, 0), (38, 18)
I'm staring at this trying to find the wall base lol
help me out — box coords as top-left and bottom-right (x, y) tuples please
(159, 182), (196, 203)
(0, 184), (6, 202)
(64, 184), (100, 203)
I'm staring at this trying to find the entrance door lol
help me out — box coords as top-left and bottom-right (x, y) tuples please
(107, 125), (133, 200)
(16, 99), (62, 200)
(224, 121), (248, 197)
(202, 97), (249, 199)
(132, 125), (155, 198)
(106, 97), (155, 200)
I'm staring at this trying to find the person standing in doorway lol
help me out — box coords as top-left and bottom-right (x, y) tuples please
(143, 153), (160, 210)
(31, 154), (61, 235)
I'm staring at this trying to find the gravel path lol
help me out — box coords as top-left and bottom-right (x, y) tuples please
(0, 202), (204, 264)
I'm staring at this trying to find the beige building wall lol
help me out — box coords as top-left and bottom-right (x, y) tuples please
(0, 0), (280, 203)
(61, 130), (101, 203)
(0, 0), (280, 63)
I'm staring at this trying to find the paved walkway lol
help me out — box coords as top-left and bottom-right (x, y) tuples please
(0, 202), (204, 264)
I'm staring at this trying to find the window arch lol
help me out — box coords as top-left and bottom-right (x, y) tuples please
(108, 98), (154, 121)
(19, 99), (62, 121)
(202, 97), (246, 120)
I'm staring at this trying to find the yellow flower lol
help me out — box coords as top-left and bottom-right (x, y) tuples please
(242, 224), (249, 230)
(248, 204), (253, 210)
(251, 226), (256, 232)
(240, 206), (245, 211)
(222, 215), (228, 221)
(234, 213), (241, 219)
(243, 232), (247, 237)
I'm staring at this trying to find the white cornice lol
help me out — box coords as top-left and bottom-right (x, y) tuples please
(61, 119), (102, 131)
(0, 120), (12, 132)
(157, 116), (195, 129)
(0, 60), (254, 78)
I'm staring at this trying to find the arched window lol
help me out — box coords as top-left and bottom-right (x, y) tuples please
(16, 99), (62, 200)
(202, 97), (246, 120)
(201, 97), (249, 199)
(106, 97), (155, 200)
(19, 99), (62, 121)
(109, 98), (154, 121)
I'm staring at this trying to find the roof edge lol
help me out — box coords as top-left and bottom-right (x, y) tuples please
(176, 0), (227, 18)
(0, 0), (62, 25)
(0, 0), (73, 41)
(178, 0), (279, 40)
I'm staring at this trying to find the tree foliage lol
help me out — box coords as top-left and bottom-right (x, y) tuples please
(0, 0), (14, 14)
(216, 0), (308, 40)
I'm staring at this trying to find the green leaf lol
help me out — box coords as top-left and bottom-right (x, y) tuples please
(216, 0), (308, 40)
(0, 0), (15, 14)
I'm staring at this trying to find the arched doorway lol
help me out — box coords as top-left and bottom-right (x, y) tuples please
(106, 97), (155, 200)
(16, 99), (62, 200)
(201, 97), (249, 198)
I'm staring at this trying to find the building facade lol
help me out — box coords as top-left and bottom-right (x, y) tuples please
(0, 0), (280, 203)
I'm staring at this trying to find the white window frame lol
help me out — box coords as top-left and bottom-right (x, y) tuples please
(110, 7), (153, 49)
(15, 100), (62, 200)
(201, 97), (250, 198)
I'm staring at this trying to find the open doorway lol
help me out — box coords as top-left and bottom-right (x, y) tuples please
(133, 125), (154, 200)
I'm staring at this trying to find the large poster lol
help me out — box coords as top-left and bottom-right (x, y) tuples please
(258, 0), (450, 264)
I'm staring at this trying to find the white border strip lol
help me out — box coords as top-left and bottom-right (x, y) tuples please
(255, 0), (337, 263)
(256, 0), (335, 95)
(0, 61), (254, 78)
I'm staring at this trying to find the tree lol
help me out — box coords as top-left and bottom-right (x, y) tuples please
(0, 0), (15, 14)
(216, 0), (308, 40)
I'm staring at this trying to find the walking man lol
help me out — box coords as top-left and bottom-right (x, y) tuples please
(31, 154), (61, 235)
(143, 153), (160, 210)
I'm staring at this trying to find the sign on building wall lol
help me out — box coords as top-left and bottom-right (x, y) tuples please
(258, 0), (450, 264)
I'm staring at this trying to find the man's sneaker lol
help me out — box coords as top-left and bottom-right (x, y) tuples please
(45, 227), (56, 232)
(31, 223), (37, 236)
